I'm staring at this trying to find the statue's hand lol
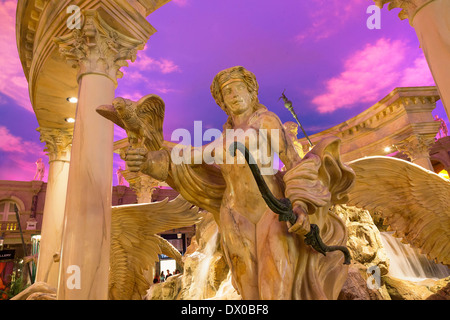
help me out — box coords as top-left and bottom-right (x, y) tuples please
(126, 147), (170, 181)
(288, 205), (311, 236)
(125, 147), (148, 173)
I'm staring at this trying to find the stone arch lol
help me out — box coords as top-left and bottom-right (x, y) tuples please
(0, 196), (26, 212)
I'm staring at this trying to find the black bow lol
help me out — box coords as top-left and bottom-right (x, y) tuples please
(229, 141), (351, 265)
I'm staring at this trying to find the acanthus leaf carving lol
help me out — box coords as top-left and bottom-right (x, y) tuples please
(54, 10), (144, 83)
(374, 0), (436, 22)
(395, 135), (434, 161)
(37, 127), (73, 162)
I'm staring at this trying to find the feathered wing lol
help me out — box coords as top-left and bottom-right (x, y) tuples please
(135, 94), (165, 151)
(109, 195), (203, 300)
(346, 156), (450, 266)
(96, 104), (126, 129)
(156, 234), (184, 267)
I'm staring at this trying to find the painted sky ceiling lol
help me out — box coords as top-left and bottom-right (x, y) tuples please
(0, 0), (447, 184)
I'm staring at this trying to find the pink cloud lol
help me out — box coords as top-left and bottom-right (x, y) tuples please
(172, 0), (188, 7)
(400, 56), (435, 87)
(0, 126), (46, 181)
(0, 0), (32, 112)
(0, 126), (42, 154)
(136, 54), (181, 74)
(0, 157), (40, 181)
(295, 0), (367, 43)
(311, 38), (434, 113)
(117, 50), (181, 99)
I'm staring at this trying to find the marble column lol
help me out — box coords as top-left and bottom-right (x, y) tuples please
(395, 134), (435, 170)
(374, 0), (450, 119)
(35, 127), (73, 287)
(54, 10), (144, 299)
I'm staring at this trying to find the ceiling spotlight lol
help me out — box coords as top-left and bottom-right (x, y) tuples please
(384, 146), (391, 153)
(65, 117), (75, 123)
(67, 97), (78, 103)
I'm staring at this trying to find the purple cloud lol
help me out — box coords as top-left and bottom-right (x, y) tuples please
(311, 38), (434, 113)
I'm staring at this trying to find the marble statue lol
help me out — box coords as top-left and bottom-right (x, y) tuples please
(97, 65), (450, 300)
(33, 158), (45, 181)
(97, 95), (165, 150)
(346, 156), (450, 266)
(283, 121), (305, 160)
(11, 195), (201, 301)
(100, 66), (355, 300)
(434, 115), (448, 139)
(109, 195), (202, 300)
(116, 166), (125, 186)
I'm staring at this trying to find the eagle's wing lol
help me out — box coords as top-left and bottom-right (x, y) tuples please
(346, 156), (450, 265)
(96, 104), (126, 129)
(109, 195), (203, 300)
(135, 94), (165, 151)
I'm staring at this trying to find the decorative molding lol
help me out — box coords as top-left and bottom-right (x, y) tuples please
(17, 0), (50, 77)
(137, 0), (172, 16)
(122, 171), (160, 203)
(395, 134), (435, 161)
(54, 10), (145, 84)
(37, 127), (73, 162)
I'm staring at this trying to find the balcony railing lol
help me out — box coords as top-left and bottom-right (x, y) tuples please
(0, 221), (18, 232)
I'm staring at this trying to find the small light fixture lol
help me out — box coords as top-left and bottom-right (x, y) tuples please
(67, 97), (78, 104)
(177, 233), (182, 239)
(384, 146), (391, 153)
(65, 117), (75, 123)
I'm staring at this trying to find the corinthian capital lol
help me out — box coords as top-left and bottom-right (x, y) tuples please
(122, 170), (160, 203)
(54, 10), (145, 84)
(37, 127), (73, 162)
(395, 134), (434, 161)
(374, 0), (435, 21)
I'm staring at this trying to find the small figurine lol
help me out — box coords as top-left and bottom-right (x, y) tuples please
(33, 158), (45, 181)
(434, 115), (448, 139)
(116, 166), (125, 186)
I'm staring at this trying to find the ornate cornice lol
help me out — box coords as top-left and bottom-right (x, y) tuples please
(374, 0), (436, 23)
(37, 127), (73, 162)
(54, 10), (144, 84)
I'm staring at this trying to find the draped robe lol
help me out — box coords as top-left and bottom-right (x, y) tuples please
(159, 109), (355, 299)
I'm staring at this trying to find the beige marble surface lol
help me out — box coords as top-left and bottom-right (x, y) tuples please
(412, 0), (450, 120)
(57, 74), (115, 300)
(119, 66), (355, 299)
(35, 127), (72, 288)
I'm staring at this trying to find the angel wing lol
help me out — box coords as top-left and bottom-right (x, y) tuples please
(346, 156), (450, 266)
(109, 195), (203, 300)
(135, 94), (165, 151)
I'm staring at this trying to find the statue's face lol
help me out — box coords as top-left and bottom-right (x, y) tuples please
(289, 126), (298, 137)
(221, 80), (252, 116)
